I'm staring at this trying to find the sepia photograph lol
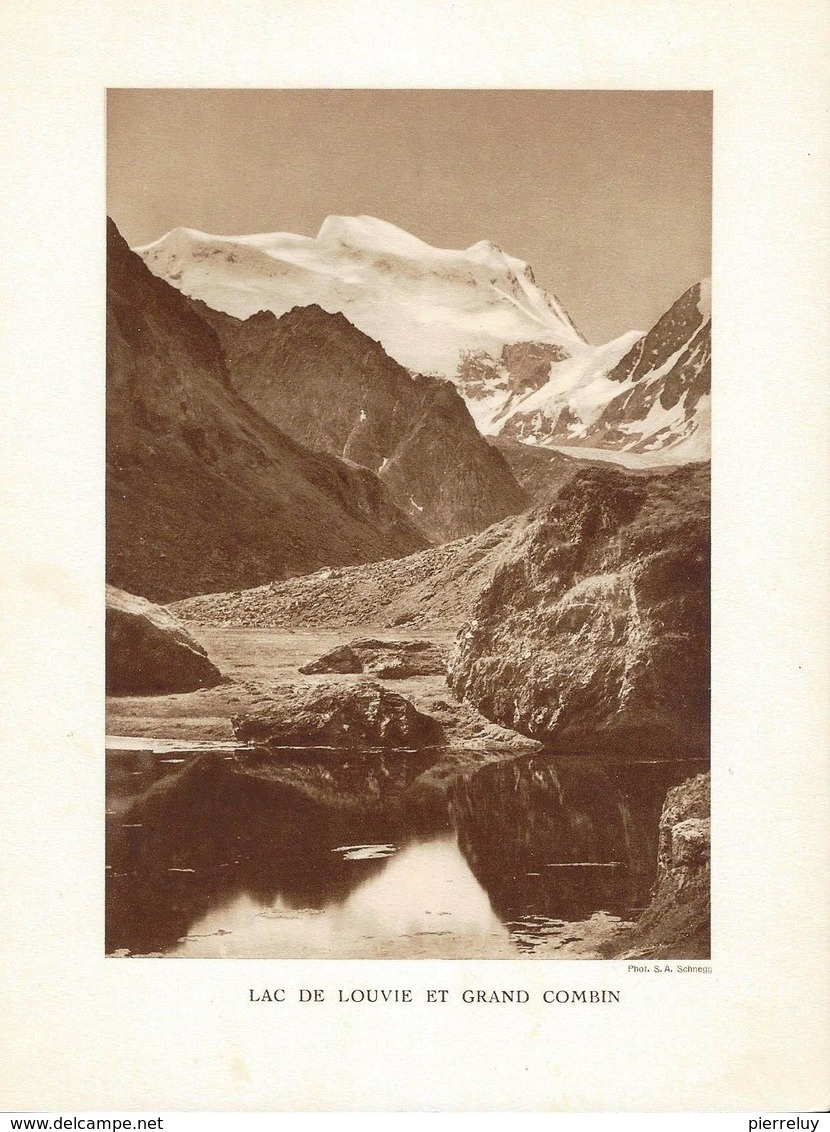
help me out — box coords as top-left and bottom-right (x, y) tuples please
(3, 0), (829, 1113)
(105, 89), (712, 961)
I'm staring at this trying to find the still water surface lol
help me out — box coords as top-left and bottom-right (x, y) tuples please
(106, 746), (705, 959)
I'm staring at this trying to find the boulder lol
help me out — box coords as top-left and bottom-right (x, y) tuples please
(299, 644), (362, 674)
(671, 817), (710, 867)
(299, 637), (447, 679)
(106, 584), (223, 695)
(232, 681), (444, 748)
(652, 772), (710, 879)
(447, 463), (709, 756)
(614, 772), (710, 958)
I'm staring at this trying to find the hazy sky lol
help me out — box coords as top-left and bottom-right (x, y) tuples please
(108, 89), (711, 343)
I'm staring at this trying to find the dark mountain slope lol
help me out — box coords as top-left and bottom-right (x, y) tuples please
(192, 301), (528, 543)
(490, 437), (588, 502)
(107, 219), (428, 603)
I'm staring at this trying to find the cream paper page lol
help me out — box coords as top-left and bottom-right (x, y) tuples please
(1, 0), (828, 1112)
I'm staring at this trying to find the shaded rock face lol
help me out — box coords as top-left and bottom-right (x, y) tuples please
(299, 644), (363, 674)
(614, 772), (710, 958)
(456, 340), (571, 404)
(106, 585), (223, 695)
(232, 681), (444, 749)
(299, 638), (447, 678)
(199, 302), (528, 544)
(447, 463), (710, 756)
(653, 773), (710, 881)
(107, 219), (427, 603)
(490, 437), (585, 503)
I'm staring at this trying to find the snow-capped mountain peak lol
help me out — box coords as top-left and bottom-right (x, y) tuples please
(316, 213), (435, 255)
(136, 214), (586, 378)
(136, 217), (709, 465)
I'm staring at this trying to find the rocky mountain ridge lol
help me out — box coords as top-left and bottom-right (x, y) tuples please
(501, 280), (711, 461)
(192, 299), (528, 543)
(137, 215), (709, 465)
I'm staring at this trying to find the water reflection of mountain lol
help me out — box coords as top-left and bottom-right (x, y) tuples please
(106, 748), (706, 957)
(106, 749), (450, 955)
(449, 755), (706, 930)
